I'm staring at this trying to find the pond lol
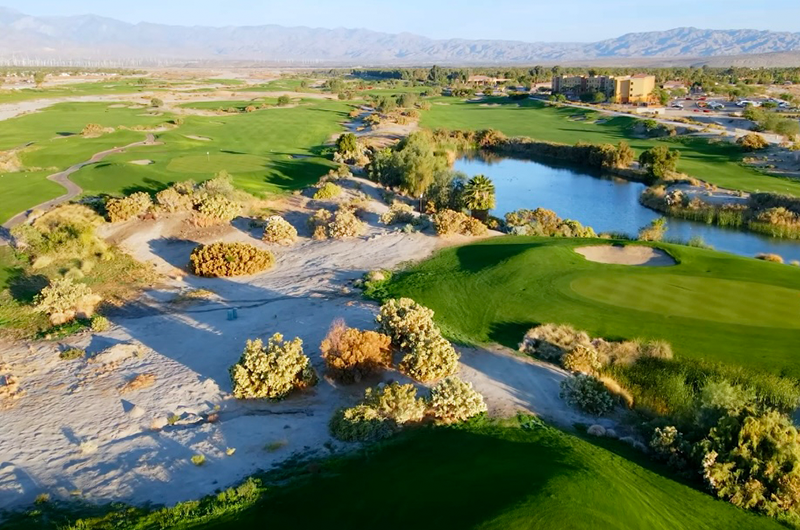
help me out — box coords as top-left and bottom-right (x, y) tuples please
(454, 155), (800, 262)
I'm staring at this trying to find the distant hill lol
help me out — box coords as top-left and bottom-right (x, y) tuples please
(0, 7), (799, 66)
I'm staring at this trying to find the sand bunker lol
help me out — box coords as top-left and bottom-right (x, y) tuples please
(129, 159), (154, 165)
(575, 245), (676, 266)
(184, 135), (212, 141)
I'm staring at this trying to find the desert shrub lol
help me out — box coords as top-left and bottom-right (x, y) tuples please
(81, 123), (112, 137)
(60, 348), (85, 361)
(519, 323), (592, 362)
(399, 335), (460, 382)
(313, 182), (343, 200)
(638, 217), (667, 241)
(198, 173), (236, 197)
(562, 345), (601, 374)
(737, 133), (769, 151)
(755, 253), (784, 263)
(308, 207), (365, 240)
(262, 216), (297, 245)
(560, 373), (616, 415)
(376, 297), (439, 350)
(505, 208), (595, 237)
(189, 242), (274, 277)
(105, 192), (152, 222)
(379, 201), (415, 225)
(191, 455), (205, 466)
(431, 209), (487, 236)
(650, 425), (690, 469)
(320, 319), (392, 383)
(329, 382), (425, 442)
(702, 409), (800, 517)
(90, 315), (110, 332)
(277, 95), (290, 106)
(230, 333), (317, 400)
(641, 339), (673, 359)
(194, 194), (241, 225)
(155, 187), (194, 213)
(428, 376), (487, 423)
(34, 277), (100, 325)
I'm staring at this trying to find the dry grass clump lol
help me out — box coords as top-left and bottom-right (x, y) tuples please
(119, 373), (156, 394)
(431, 209), (487, 236)
(320, 319), (392, 383)
(81, 123), (114, 137)
(308, 207), (365, 240)
(0, 149), (23, 172)
(377, 298), (459, 382)
(379, 201), (415, 225)
(755, 253), (784, 263)
(189, 242), (274, 277)
(312, 182), (343, 200)
(230, 333), (317, 400)
(59, 348), (85, 361)
(0, 368), (23, 409)
(737, 133), (769, 151)
(106, 192), (153, 222)
(519, 323), (592, 362)
(34, 277), (100, 325)
(262, 216), (297, 245)
(428, 376), (487, 424)
(561, 345), (601, 374)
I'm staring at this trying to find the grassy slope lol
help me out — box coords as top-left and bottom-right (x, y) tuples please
(72, 101), (350, 197)
(382, 237), (800, 378)
(197, 421), (780, 530)
(421, 98), (800, 196)
(0, 80), (155, 105)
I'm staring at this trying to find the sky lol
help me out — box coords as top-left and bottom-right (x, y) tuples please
(1, 0), (798, 42)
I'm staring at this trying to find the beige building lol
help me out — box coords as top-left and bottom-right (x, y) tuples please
(552, 73), (656, 104)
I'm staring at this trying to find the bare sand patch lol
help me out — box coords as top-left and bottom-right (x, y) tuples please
(129, 159), (154, 165)
(575, 245), (676, 266)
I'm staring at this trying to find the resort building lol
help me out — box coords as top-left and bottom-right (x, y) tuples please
(552, 73), (656, 104)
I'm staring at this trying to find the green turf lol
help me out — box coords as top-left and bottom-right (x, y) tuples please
(71, 101), (350, 197)
(197, 420), (781, 530)
(0, 79), (158, 105)
(178, 99), (277, 110)
(420, 97), (800, 196)
(382, 237), (800, 377)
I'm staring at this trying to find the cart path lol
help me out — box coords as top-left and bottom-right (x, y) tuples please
(2, 134), (161, 230)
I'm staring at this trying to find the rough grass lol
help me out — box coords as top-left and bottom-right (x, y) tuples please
(1, 419), (782, 530)
(382, 237), (800, 378)
(420, 97), (800, 196)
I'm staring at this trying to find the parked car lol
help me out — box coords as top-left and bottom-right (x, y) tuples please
(671, 102), (684, 108)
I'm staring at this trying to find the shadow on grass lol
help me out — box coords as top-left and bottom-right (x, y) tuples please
(453, 239), (549, 273)
(198, 426), (579, 530)
(7, 271), (48, 304)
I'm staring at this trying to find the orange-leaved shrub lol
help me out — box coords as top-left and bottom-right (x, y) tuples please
(320, 319), (392, 383)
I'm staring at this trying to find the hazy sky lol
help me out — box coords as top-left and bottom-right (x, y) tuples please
(2, 0), (798, 42)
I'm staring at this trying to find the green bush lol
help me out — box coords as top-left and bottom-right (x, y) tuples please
(90, 315), (110, 332)
(379, 201), (416, 225)
(399, 335), (459, 382)
(329, 382), (425, 442)
(737, 133), (769, 151)
(59, 347), (85, 361)
(313, 182), (343, 200)
(189, 242), (274, 277)
(308, 207), (365, 240)
(155, 187), (194, 213)
(428, 377), (487, 423)
(194, 194), (241, 225)
(230, 333), (317, 400)
(106, 192), (152, 222)
(34, 277), (99, 325)
(560, 374), (616, 415)
(262, 216), (297, 245)
(376, 297), (439, 350)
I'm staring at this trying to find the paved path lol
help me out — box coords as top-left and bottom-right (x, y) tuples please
(2, 134), (160, 230)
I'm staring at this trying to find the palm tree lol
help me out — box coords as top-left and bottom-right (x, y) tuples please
(462, 175), (496, 221)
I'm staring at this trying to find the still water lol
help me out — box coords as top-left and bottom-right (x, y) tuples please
(454, 155), (800, 262)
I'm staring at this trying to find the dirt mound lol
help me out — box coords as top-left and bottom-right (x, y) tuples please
(575, 245), (675, 266)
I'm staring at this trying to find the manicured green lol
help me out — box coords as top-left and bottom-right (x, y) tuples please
(3, 419), (782, 530)
(382, 237), (800, 377)
(421, 97), (800, 196)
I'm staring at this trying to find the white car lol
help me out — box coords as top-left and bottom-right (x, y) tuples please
(671, 102), (684, 108)
(709, 102), (725, 110)
(737, 100), (760, 107)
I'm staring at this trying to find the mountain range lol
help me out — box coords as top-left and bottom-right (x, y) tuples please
(1, 7), (799, 66)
